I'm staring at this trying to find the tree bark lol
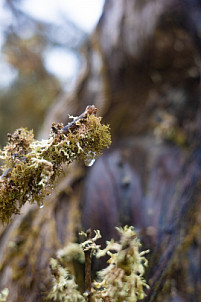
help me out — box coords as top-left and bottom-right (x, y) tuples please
(1, 0), (201, 301)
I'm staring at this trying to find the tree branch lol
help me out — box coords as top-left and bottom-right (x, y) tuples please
(0, 105), (111, 224)
(61, 105), (97, 134)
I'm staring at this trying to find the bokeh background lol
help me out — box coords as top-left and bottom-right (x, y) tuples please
(0, 0), (104, 145)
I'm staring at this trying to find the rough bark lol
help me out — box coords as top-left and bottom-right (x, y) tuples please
(1, 0), (201, 301)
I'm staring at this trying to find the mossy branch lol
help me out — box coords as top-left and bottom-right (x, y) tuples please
(0, 105), (111, 224)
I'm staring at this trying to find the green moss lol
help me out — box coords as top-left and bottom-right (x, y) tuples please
(0, 107), (111, 224)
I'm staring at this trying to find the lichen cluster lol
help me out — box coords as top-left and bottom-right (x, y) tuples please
(153, 110), (187, 146)
(0, 288), (9, 302)
(47, 226), (149, 302)
(0, 106), (111, 224)
(47, 258), (85, 302)
(93, 226), (150, 302)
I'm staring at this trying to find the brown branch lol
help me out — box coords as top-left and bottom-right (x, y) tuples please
(84, 229), (92, 302)
(61, 105), (97, 134)
(0, 105), (98, 178)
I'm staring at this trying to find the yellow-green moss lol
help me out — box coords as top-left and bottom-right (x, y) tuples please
(0, 107), (111, 224)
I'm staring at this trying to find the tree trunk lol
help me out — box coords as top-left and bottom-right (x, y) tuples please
(1, 0), (201, 301)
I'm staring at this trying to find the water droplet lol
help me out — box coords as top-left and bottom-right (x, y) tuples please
(84, 151), (96, 167)
(37, 202), (44, 209)
(84, 158), (96, 167)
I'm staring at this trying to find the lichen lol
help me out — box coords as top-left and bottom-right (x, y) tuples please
(153, 110), (187, 146)
(47, 226), (149, 302)
(0, 106), (111, 224)
(0, 288), (9, 302)
(47, 258), (85, 302)
(57, 243), (85, 265)
(93, 226), (150, 302)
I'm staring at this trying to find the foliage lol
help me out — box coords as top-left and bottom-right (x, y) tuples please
(47, 226), (149, 302)
(0, 106), (111, 224)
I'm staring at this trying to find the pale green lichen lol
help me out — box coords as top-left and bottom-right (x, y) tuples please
(79, 229), (102, 255)
(57, 243), (85, 265)
(0, 288), (9, 302)
(47, 226), (149, 302)
(47, 258), (85, 302)
(0, 106), (111, 224)
(153, 110), (187, 146)
(93, 226), (150, 302)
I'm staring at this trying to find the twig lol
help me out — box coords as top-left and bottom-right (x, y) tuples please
(84, 229), (92, 302)
(0, 168), (11, 179)
(0, 105), (98, 179)
(61, 105), (97, 134)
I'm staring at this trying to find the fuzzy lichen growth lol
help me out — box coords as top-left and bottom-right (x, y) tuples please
(57, 243), (85, 265)
(0, 288), (9, 302)
(47, 227), (149, 302)
(93, 226), (150, 302)
(47, 258), (85, 302)
(0, 105), (111, 224)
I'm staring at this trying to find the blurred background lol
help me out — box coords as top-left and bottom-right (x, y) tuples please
(0, 0), (104, 146)
(1, 1), (201, 301)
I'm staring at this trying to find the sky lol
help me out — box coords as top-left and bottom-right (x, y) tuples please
(0, 0), (105, 88)
(21, 0), (105, 32)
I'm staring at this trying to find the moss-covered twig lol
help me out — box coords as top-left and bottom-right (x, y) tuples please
(0, 105), (111, 224)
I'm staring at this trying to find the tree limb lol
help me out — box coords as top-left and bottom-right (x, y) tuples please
(0, 105), (111, 224)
